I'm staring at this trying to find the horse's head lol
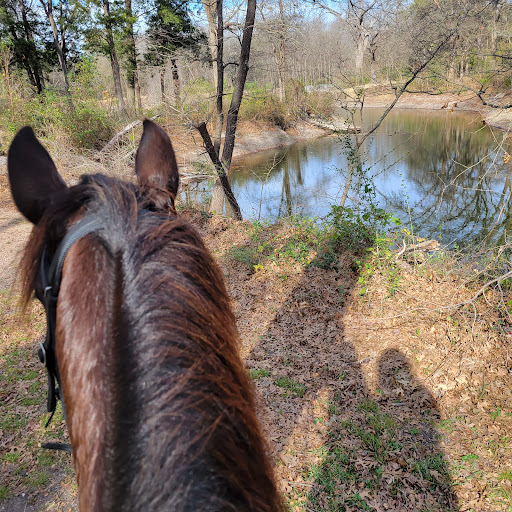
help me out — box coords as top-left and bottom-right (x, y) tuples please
(8, 121), (282, 511)
(9, 119), (179, 226)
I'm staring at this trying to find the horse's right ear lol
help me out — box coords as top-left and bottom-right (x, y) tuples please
(135, 119), (179, 196)
(8, 126), (67, 224)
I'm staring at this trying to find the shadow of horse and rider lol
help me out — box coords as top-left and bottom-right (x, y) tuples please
(237, 246), (458, 511)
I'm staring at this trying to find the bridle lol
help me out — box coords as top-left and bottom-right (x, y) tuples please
(36, 214), (102, 450)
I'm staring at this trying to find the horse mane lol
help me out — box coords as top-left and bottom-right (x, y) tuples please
(20, 173), (282, 511)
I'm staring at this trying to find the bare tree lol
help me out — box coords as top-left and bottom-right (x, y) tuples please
(338, 1), (470, 207)
(39, 0), (74, 95)
(202, 0), (224, 154)
(311, 0), (380, 76)
(258, 0), (288, 100)
(197, 0), (257, 219)
(102, 0), (126, 115)
(124, 0), (141, 111)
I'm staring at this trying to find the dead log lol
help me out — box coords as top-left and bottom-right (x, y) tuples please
(97, 114), (161, 157)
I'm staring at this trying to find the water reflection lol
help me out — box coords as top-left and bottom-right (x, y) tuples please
(362, 110), (511, 245)
(195, 109), (512, 245)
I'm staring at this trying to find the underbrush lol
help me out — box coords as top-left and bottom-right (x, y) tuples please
(226, 203), (400, 277)
(239, 81), (335, 129)
(3, 90), (116, 151)
(0, 59), (119, 154)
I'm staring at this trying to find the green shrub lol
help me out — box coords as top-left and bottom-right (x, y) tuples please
(240, 85), (290, 129)
(306, 92), (336, 118)
(67, 103), (114, 149)
(0, 56), (115, 153)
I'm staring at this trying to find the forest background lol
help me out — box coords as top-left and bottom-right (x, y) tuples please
(1, 0), (511, 203)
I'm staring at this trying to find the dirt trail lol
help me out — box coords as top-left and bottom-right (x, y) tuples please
(0, 204), (31, 289)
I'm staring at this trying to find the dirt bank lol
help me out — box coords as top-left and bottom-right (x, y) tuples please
(363, 90), (512, 132)
(0, 120), (330, 186)
(168, 119), (329, 178)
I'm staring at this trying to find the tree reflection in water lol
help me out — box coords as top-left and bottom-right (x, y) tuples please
(205, 109), (512, 245)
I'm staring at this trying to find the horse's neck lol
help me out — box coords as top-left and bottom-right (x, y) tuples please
(56, 238), (118, 510)
(52, 231), (281, 511)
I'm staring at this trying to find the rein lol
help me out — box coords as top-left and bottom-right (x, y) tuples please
(37, 214), (103, 451)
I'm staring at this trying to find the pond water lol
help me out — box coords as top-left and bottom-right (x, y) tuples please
(190, 108), (512, 246)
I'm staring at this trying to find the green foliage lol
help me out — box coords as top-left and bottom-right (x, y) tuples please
(228, 199), (399, 279)
(26, 470), (50, 489)
(0, 2), (49, 93)
(240, 84), (290, 129)
(145, 0), (206, 67)
(413, 454), (449, 484)
(274, 216), (323, 265)
(306, 91), (336, 118)
(250, 368), (271, 380)
(275, 376), (306, 398)
(0, 57), (115, 152)
(285, 79), (335, 119)
(240, 81), (335, 128)
(227, 245), (263, 271)
(307, 398), (408, 511)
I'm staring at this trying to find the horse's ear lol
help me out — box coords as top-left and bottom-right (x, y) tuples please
(8, 126), (67, 224)
(135, 119), (179, 196)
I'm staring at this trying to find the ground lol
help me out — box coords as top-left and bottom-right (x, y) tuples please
(1, 200), (511, 511)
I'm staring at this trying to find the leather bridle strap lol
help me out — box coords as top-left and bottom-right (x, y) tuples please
(38, 214), (103, 431)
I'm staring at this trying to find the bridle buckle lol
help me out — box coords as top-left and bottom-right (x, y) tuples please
(43, 285), (52, 299)
(38, 341), (47, 365)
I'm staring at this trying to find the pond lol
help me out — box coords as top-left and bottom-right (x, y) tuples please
(190, 108), (512, 246)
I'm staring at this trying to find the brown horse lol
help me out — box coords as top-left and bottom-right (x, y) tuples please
(8, 120), (282, 511)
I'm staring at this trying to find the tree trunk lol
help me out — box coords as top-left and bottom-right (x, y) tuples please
(276, 0), (286, 101)
(202, 0), (219, 90)
(202, 0), (224, 156)
(135, 75), (142, 110)
(197, 0), (256, 219)
(102, 0), (126, 115)
(220, 0), (256, 171)
(491, 0), (500, 51)
(124, 0), (141, 111)
(354, 31), (368, 75)
(160, 68), (165, 103)
(202, 0), (225, 213)
(19, 0), (44, 93)
(214, 0), (224, 156)
(40, 0), (71, 95)
(196, 122), (242, 220)
(170, 58), (181, 104)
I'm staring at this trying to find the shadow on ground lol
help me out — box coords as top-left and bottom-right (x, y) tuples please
(233, 241), (458, 511)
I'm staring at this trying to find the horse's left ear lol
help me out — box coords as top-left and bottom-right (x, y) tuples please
(135, 120), (179, 196)
(8, 126), (67, 224)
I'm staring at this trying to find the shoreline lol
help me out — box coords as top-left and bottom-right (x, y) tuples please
(361, 91), (512, 132)
(1, 91), (509, 182)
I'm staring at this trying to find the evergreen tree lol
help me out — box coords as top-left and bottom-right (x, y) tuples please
(145, 0), (205, 103)
(0, 0), (46, 92)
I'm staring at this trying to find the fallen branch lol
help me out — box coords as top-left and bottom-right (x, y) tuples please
(194, 122), (242, 220)
(97, 114), (161, 157)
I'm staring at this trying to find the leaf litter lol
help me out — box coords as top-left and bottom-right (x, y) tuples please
(0, 209), (511, 511)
